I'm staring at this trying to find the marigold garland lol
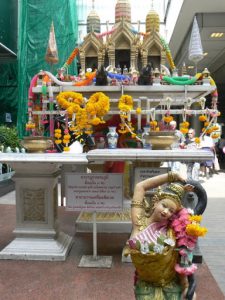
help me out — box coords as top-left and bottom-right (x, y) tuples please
(136, 107), (142, 114)
(180, 121), (190, 128)
(204, 121), (210, 127)
(195, 137), (200, 144)
(199, 115), (207, 122)
(56, 92), (84, 116)
(54, 128), (62, 144)
(211, 125), (219, 131)
(118, 95), (134, 135)
(55, 91), (110, 150)
(150, 120), (158, 131)
(86, 92), (110, 117)
(180, 127), (189, 134)
(118, 94), (133, 112)
(211, 133), (220, 139)
(26, 122), (35, 130)
(163, 115), (174, 123)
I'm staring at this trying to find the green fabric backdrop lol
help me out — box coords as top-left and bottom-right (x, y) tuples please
(17, 0), (78, 137)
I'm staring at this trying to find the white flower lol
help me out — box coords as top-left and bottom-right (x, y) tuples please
(153, 244), (164, 254)
(187, 208), (194, 215)
(140, 241), (149, 254)
(164, 238), (175, 247)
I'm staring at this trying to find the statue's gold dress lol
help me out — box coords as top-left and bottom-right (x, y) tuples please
(128, 224), (182, 300)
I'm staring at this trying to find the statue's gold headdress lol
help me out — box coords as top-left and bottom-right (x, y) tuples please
(152, 182), (185, 208)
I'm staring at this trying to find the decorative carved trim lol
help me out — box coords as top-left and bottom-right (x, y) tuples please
(23, 188), (46, 222)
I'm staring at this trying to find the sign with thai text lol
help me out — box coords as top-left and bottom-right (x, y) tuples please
(134, 167), (168, 193)
(65, 173), (123, 212)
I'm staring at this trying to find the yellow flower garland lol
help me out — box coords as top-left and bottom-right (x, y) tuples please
(118, 94), (133, 112)
(86, 92), (110, 117)
(163, 115), (174, 123)
(199, 115), (207, 122)
(56, 92), (84, 116)
(195, 137), (200, 144)
(55, 92), (110, 149)
(118, 95), (134, 135)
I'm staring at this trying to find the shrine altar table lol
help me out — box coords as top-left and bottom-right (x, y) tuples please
(0, 150), (212, 260)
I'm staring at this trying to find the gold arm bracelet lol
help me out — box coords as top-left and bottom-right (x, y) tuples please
(131, 200), (144, 208)
(168, 171), (179, 183)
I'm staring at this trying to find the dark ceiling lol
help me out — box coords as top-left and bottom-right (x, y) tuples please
(169, 0), (225, 85)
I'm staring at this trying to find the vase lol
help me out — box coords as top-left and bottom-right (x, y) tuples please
(142, 127), (152, 149)
(107, 126), (118, 149)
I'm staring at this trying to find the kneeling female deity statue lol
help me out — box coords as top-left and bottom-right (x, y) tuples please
(125, 171), (207, 300)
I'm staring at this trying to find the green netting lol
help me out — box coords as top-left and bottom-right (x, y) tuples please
(17, 0), (78, 137)
(0, 0), (18, 126)
(0, 63), (18, 124)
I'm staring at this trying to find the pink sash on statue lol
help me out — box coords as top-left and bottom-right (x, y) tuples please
(129, 221), (168, 246)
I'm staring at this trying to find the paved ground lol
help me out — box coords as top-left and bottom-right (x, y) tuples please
(0, 172), (225, 299)
(200, 170), (225, 296)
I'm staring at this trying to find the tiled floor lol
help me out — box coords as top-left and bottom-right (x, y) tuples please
(0, 173), (225, 299)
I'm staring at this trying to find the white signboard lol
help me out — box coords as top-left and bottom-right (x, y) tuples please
(65, 173), (123, 212)
(134, 167), (168, 192)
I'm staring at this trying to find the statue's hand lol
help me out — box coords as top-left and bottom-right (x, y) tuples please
(184, 184), (195, 192)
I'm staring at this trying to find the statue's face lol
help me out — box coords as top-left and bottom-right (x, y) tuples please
(152, 198), (178, 222)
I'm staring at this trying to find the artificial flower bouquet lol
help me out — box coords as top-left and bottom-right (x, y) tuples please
(170, 208), (207, 275)
(128, 229), (178, 284)
(129, 233), (175, 255)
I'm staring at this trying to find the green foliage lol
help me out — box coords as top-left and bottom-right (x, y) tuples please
(0, 125), (21, 150)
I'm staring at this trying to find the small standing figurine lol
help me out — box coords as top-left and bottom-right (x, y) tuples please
(125, 171), (207, 300)
(123, 65), (128, 75)
(116, 64), (122, 74)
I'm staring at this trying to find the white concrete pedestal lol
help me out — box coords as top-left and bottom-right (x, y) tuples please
(0, 154), (88, 261)
(0, 232), (73, 261)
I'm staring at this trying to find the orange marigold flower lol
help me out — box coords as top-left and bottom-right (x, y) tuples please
(186, 224), (207, 237)
(54, 133), (62, 139)
(211, 133), (220, 139)
(55, 139), (62, 144)
(118, 129), (127, 134)
(199, 115), (207, 122)
(180, 121), (190, 128)
(189, 215), (202, 222)
(206, 128), (213, 134)
(163, 115), (174, 123)
(150, 120), (157, 127)
(180, 127), (188, 134)
(63, 146), (70, 152)
(64, 134), (71, 140)
(195, 137), (200, 144)
(211, 125), (219, 131)
(136, 107), (142, 114)
(91, 117), (101, 126)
